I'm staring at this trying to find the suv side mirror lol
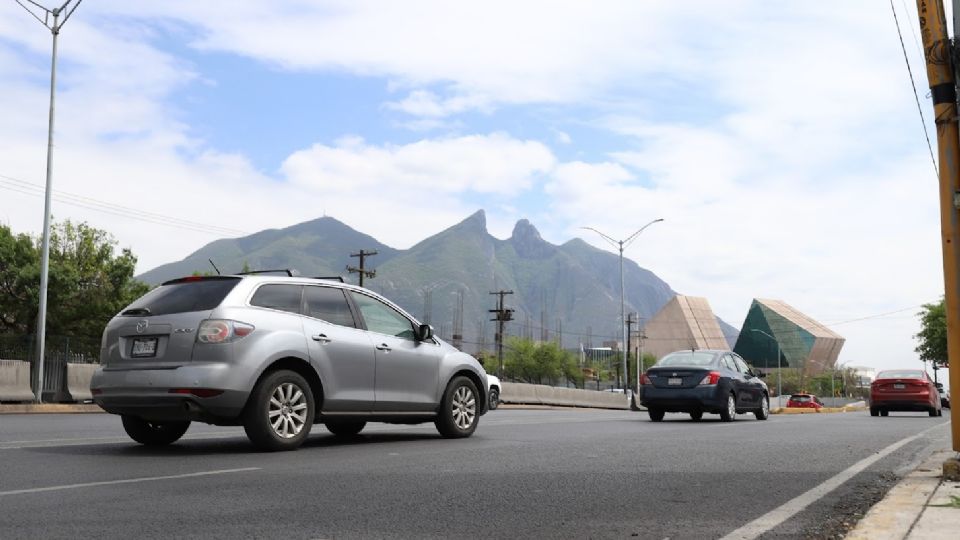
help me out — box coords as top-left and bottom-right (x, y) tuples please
(416, 324), (434, 342)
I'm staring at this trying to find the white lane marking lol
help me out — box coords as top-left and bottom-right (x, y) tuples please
(0, 431), (245, 450)
(0, 467), (260, 497)
(718, 422), (949, 540)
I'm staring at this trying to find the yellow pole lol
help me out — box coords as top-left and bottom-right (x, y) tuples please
(916, 0), (960, 452)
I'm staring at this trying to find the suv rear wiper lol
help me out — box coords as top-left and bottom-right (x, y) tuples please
(122, 307), (152, 316)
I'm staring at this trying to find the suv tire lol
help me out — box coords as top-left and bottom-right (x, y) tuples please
(325, 420), (366, 436)
(121, 415), (190, 446)
(435, 376), (479, 438)
(243, 369), (315, 451)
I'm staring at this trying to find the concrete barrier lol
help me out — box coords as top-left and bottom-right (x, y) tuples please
(66, 363), (97, 402)
(0, 359), (35, 402)
(501, 382), (629, 410)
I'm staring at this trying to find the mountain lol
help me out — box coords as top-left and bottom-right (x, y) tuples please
(138, 216), (400, 284)
(138, 210), (736, 351)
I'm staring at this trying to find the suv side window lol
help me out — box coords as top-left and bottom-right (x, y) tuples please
(250, 284), (302, 314)
(350, 292), (416, 340)
(303, 286), (357, 328)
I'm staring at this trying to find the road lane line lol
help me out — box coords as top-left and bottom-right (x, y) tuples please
(718, 422), (949, 540)
(0, 467), (260, 497)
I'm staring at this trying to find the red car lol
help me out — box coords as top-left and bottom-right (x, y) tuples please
(786, 393), (823, 409)
(870, 369), (942, 417)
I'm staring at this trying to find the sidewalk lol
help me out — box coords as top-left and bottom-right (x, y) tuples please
(846, 450), (960, 539)
(0, 403), (102, 414)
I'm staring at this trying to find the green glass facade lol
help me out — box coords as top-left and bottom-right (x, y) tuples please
(733, 299), (844, 375)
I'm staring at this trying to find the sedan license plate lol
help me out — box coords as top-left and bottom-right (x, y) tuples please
(668, 377), (683, 386)
(131, 338), (157, 358)
(894, 383), (906, 390)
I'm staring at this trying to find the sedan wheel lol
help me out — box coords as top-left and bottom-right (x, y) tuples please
(719, 393), (736, 422)
(648, 408), (665, 422)
(880, 409), (889, 417)
(488, 388), (500, 411)
(435, 376), (479, 438)
(754, 395), (770, 421)
(689, 410), (703, 421)
(870, 407), (879, 417)
(243, 370), (314, 451)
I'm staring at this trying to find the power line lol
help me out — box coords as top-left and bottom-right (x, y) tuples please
(890, 0), (938, 178)
(0, 173), (248, 236)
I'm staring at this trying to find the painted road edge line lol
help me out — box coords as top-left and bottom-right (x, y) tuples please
(0, 467), (261, 497)
(718, 422), (948, 540)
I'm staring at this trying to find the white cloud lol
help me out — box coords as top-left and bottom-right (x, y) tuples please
(281, 133), (555, 195)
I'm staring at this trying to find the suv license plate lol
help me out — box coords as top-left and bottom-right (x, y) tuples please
(668, 378), (682, 386)
(131, 338), (158, 358)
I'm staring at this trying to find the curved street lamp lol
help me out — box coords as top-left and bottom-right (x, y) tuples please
(581, 218), (664, 392)
(751, 328), (782, 404)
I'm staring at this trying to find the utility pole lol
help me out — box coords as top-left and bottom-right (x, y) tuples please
(917, 0), (960, 458)
(489, 290), (514, 379)
(452, 290), (464, 350)
(346, 249), (377, 287)
(625, 313), (637, 391)
(14, 0), (84, 403)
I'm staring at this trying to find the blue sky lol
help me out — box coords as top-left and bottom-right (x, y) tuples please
(0, 1), (949, 374)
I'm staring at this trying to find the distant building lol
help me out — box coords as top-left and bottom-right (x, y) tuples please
(638, 295), (730, 361)
(850, 366), (876, 389)
(733, 298), (844, 376)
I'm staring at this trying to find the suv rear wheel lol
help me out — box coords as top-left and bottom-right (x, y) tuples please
(435, 376), (479, 438)
(243, 370), (315, 451)
(121, 415), (190, 446)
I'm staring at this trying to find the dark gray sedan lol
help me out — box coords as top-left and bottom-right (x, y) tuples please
(638, 349), (769, 422)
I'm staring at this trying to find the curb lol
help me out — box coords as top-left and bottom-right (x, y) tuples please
(845, 450), (954, 540)
(0, 403), (103, 414)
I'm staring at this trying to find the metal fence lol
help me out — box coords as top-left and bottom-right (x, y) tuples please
(0, 334), (100, 400)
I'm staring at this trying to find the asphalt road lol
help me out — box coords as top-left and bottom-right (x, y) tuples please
(0, 408), (951, 539)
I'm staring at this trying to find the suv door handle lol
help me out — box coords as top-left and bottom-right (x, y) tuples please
(376, 343), (392, 352)
(312, 334), (332, 343)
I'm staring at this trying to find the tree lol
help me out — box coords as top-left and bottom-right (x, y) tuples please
(0, 221), (150, 341)
(915, 298), (948, 368)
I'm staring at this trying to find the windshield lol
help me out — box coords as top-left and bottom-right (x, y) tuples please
(656, 351), (716, 367)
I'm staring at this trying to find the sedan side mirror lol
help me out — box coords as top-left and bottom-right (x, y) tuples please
(417, 324), (434, 342)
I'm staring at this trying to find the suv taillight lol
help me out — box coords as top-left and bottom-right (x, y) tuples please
(698, 371), (721, 386)
(197, 320), (255, 344)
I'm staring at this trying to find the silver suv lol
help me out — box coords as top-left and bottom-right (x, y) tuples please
(91, 274), (488, 451)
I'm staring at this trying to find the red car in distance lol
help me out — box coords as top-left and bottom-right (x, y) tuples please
(870, 369), (943, 417)
(786, 394), (823, 409)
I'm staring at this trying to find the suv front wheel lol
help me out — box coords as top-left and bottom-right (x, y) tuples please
(121, 415), (190, 446)
(435, 376), (479, 438)
(243, 369), (315, 451)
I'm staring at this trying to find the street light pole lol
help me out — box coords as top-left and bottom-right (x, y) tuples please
(751, 329), (781, 406)
(13, 0), (84, 403)
(582, 218), (664, 391)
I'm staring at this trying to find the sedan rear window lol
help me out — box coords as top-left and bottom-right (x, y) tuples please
(657, 351), (716, 367)
(877, 370), (924, 380)
(122, 277), (241, 316)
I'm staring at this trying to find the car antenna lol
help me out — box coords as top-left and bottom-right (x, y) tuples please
(208, 259), (221, 275)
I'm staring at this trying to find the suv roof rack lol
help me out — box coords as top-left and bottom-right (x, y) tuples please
(237, 269), (296, 277)
(313, 276), (345, 282)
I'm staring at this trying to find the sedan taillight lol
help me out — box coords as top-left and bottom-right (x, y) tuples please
(698, 371), (721, 386)
(197, 320), (255, 344)
(640, 373), (652, 385)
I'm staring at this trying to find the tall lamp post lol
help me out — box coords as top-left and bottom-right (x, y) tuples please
(13, 0), (84, 402)
(582, 218), (664, 391)
(751, 328), (782, 405)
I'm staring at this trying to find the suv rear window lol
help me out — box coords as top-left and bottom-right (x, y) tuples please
(122, 277), (241, 316)
(790, 395), (811, 402)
